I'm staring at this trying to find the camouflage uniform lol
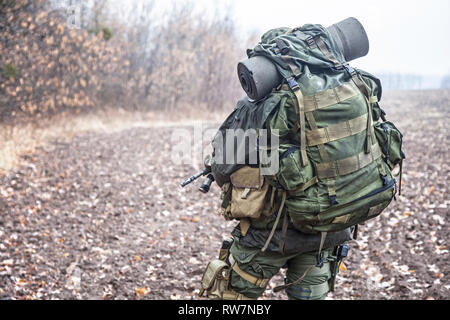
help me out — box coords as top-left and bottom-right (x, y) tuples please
(228, 236), (338, 300)
(203, 220), (353, 301)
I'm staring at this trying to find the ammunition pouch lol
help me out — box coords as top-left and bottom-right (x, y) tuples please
(200, 238), (234, 300)
(199, 259), (231, 300)
(199, 239), (260, 300)
(220, 166), (275, 221)
(374, 121), (405, 169)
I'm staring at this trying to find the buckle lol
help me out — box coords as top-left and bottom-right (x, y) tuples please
(306, 36), (316, 47)
(316, 257), (326, 268)
(275, 179), (283, 190)
(331, 63), (356, 75)
(337, 244), (349, 259)
(329, 195), (339, 206)
(255, 278), (269, 288)
(344, 63), (356, 75)
(287, 77), (300, 91)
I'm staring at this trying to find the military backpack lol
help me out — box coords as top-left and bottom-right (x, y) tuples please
(211, 23), (405, 248)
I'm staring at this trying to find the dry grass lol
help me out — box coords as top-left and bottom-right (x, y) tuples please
(0, 105), (229, 175)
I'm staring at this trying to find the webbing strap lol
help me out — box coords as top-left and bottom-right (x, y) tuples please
(228, 255), (269, 288)
(326, 179), (337, 198)
(351, 73), (370, 100)
(287, 176), (319, 195)
(313, 34), (375, 154)
(303, 82), (359, 112)
(278, 213), (289, 254)
(398, 159), (404, 196)
(316, 232), (328, 266)
(261, 190), (286, 253)
(273, 237), (329, 294)
(292, 107), (338, 202)
(292, 88), (308, 167)
(222, 290), (256, 300)
(277, 48), (308, 167)
(306, 113), (369, 147)
(304, 111), (336, 202)
(365, 95), (374, 154)
(315, 36), (342, 68)
(305, 112), (329, 161)
(316, 144), (383, 179)
(284, 58), (302, 77)
(347, 73), (376, 154)
(273, 265), (313, 293)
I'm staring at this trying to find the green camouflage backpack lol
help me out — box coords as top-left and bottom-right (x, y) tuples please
(211, 24), (405, 244)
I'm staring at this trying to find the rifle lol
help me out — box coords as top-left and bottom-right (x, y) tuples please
(180, 156), (215, 193)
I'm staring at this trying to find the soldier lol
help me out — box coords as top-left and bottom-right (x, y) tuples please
(192, 18), (404, 300)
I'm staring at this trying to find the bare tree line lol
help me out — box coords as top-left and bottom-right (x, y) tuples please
(377, 73), (424, 91)
(0, 0), (249, 123)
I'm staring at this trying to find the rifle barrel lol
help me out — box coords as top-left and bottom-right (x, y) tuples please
(180, 168), (209, 187)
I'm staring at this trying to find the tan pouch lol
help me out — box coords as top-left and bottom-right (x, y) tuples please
(228, 166), (271, 220)
(199, 259), (230, 300)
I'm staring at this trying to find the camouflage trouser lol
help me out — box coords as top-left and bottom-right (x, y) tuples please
(228, 237), (339, 300)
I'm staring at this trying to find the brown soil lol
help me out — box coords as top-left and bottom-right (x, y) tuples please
(0, 90), (448, 300)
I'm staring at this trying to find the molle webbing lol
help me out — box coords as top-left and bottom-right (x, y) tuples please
(306, 113), (369, 147)
(316, 144), (383, 179)
(304, 105), (336, 202)
(305, 110), (329, 162)
(303, 82), (359, 112)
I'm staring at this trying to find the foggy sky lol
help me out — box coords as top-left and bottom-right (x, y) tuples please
(229, 0), (450, 77)
(125, 0), (450, 79)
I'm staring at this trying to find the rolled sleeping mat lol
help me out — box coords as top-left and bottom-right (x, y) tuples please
(237, 56), (282, 101)
(327, 17), (369, 62)
(238, 17), (370, 101)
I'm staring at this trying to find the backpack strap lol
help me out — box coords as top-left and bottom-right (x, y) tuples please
(314, 36), (342, 68)
(278, 213), (289, 254)
(305, 36), (349, 205)
(287, 176), (319, 195)
(347, 70), (378, 154)
(291, 85), (309, 167)
(261, 190), (286, 252)
(273, 38), (308, 167)
(398, 158), (404, 196)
